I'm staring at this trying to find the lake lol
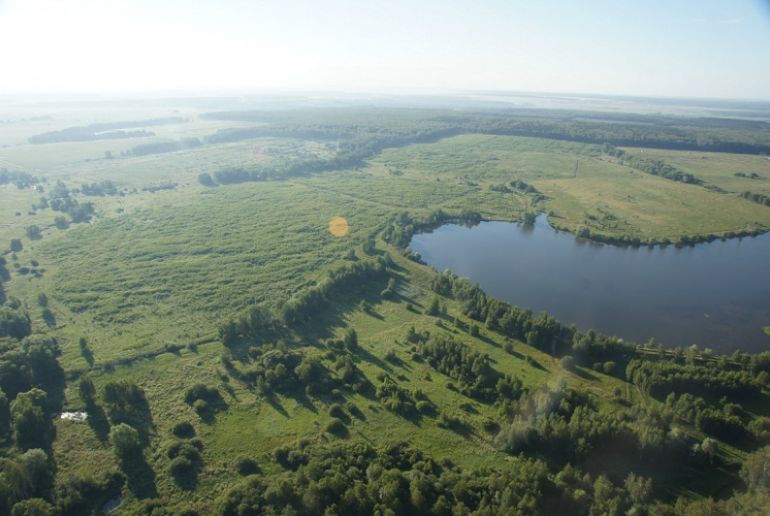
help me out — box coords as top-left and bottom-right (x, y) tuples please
(410, 216), (770, 353)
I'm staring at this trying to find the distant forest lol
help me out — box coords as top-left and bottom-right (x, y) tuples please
(202, 108), (770, 155)
(28, 117), (185, 144)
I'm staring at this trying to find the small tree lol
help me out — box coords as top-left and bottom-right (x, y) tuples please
(197, 173), (216, 187)
(79, 377), (97, 408)
(343, 328), (358, 350)
(19, 448), (55, 498)
(427, 297), (441, 316)
(54, 216), (69, 230)
(560, 355), (576, 372)
(740, 446), (770, 492)
(624, 472), (652, 505)
(26, 226), (42, 240)
(701, 437), (719, 463)
(110, 423), (141, 462)
(9, 239), (22, 252)
(79, 338), (94, 367)
(11, 388), (52, 450)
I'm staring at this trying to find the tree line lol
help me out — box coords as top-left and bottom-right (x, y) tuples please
(218, 437), (770, 515)
(27, 117), (184, 144)
(219, 257), (390, 347)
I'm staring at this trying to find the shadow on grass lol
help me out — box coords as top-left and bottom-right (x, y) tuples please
(477, 333), (500, 348)
(86, 403), (111, 441)
(121, 453), (158, 499)
(574, 368), (599, 382)
(385, 354), (412, 371)
(439, 417), (475, 438)
(265, 394), (289, 418)
(506, 349), (526, 360)
(293, 390), (318, 413)
(348, 404), (367, 421)
(525, 356), (548, 371)
(291, 278), (391, 344)
(355, 346), (393, 374)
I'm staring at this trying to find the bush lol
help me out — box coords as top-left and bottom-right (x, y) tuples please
(325, 418), (347, 436)
(169, 456), (195, 485)
(0, 307), (32, 339)
(328, 403), (346, 419)
(748, 417), (770, 443)
(172, 421), (196, 438)
(415, 400), (433, 414)
(235, 457), (260, 476)
(560, 355), (576, 371)
(185, 384), (221, 405)
(482, 419), (499, 434)
(193, 399), (209, 417)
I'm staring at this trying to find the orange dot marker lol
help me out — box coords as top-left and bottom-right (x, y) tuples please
(329, 216), (350, 237)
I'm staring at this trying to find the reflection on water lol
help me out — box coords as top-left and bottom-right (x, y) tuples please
(410, 216), (770, 353)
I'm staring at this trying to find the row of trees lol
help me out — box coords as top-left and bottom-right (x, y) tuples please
(125, 138), (202, 157)
(0, 169), (39, 189)
(413, 332), (522, 402)
(80, 180), (119, 196)
(740, 191), (770, 207)
(626, 359), (763, 400)
(603, 145), (703, 184)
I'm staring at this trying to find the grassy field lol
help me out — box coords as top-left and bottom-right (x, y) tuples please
(1, 113), (768, 513)
(366, 134), (770, 242)
(622, 147), (770, 196)
(49, 241), (656, 513)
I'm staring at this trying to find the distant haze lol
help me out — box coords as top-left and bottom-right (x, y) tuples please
(1, 0), (769, 99)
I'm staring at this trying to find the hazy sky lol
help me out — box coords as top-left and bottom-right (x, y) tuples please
(1, 0), (769, 99)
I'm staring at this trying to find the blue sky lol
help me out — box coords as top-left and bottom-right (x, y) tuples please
(0, 0), (768, 98)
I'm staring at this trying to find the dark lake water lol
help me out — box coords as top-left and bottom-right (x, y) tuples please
(410, 216), (770, 354)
